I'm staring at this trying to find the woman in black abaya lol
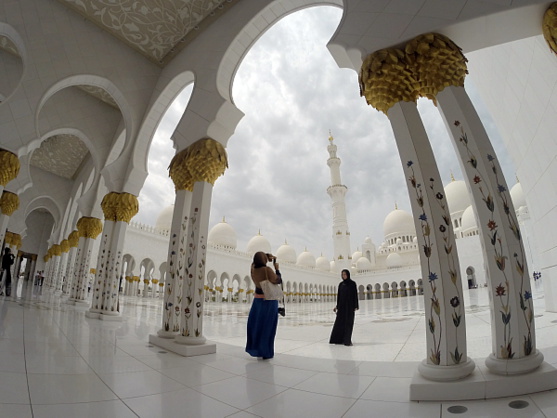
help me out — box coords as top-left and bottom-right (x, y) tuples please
(329, 269), (359, 346)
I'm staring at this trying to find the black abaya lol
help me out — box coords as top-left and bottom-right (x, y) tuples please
(329, 278), (359, 345)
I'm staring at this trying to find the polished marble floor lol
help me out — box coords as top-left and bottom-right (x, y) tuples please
(1, 278), (556, 417)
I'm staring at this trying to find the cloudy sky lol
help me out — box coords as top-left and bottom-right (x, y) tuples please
(136, 6), (515, 261)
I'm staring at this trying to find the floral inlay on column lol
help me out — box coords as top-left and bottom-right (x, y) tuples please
(455, 120), (533, 358)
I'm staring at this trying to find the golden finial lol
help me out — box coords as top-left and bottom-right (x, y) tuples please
(328, 130), (334, 142)
(450, 171), (455, 182)
(516, 175), (520, 183)
(258, 229), (261, 236)
(395, 202), (398, 210)
(222, 216), (226, 223)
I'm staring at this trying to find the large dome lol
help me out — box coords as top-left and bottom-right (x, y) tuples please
(383, 209), (415, 240)
(386, 253), (403, 268)
(208, 220), (237, 249)
(297, 250), (316, 268)
(276, 241), (297, 263)
(155, 204), (174, 232)
(356, 256), (372, 271)
(246, 232), (271, 255)
(316, 255), (330, 271)
(461, 205), (478, 235)
(510, 182), (526, 209)
(444, 180), (471, 215)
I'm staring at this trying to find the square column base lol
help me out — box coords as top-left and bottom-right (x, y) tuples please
(411, 361), (557, 401)
(149, 334), (216, 357)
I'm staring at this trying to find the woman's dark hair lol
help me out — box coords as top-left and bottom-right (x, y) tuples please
(253, 251), (268, 268)
(341, 269), (351, 279)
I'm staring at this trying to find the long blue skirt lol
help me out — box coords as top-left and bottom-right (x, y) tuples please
(246, 298), (278, 358)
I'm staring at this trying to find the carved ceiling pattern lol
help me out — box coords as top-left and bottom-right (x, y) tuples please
(77, 85), (118, 108)
(0, 35), (19, 56)
(30, 134), (89, 179)
(58, 0), (233, 65)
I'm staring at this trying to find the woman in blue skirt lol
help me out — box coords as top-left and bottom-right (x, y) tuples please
(246, 251), (282, 359)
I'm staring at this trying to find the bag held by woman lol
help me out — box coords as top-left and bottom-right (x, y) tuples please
(260, 279), (284, 300)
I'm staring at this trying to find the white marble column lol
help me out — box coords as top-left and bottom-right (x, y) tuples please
(175, 180), (213, 347)
(64, 231), (79, 295)
(88, 192), (137, 319)
(150, 138), (227, 356)
(69, 217), (102, 305)
(0, 191), (18, 245)
(389, 101), (474, 380)
(437, 85), (543, 374)
(157, 189), (192, 338)
(51, 244), (63, 292)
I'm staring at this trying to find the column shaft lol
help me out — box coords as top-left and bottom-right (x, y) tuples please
(175, 182), (212, 345)
(158, 189), (193, 337)
(389, 101), (474, 380)
(437, 85), (542, 374)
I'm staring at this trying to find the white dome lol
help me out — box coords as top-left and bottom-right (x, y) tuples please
(444, 180), (471, 216)
(383, 209), (415, 240)
(297, 250), (316, 268)
(461, 205), (478, 234)
(356, 256), (372, 271)
(351, 250), (362, 261)
(386, 253), (403, 268)
(246, 232), (271, 255)
(330, 260), (337, 273)
(208, 220), (237, 249)
(316, 255), (330, 271)
(155, 204), (174, 231)
(510, 182), (526, 209)
(276, 242), (297, 263)
(364, 236), (373, 244)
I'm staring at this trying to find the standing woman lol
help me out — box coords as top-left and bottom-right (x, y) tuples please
(329, 269), (359, 346)
(246, 251), (282, 359)
(1, 248), (15, 296)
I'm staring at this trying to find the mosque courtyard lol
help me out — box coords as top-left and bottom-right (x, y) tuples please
(1, 278), (557, 417)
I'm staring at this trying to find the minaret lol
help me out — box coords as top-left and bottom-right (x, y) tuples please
(326, 133), (351, 270)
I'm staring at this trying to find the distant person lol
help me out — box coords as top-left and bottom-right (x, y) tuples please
(246, 252), (282, 360)
(39, 271), (44, 286)
(329, 269), (359, 346)
(1, 248), (15, 296)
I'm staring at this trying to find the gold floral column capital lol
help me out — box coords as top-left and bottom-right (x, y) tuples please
(4, 231), (13, 245)
(0, 191), (19, 216)
(359, 48), (417, 115)
(77, 216), (103, 239)
(170, 138), (228, 187)
(51, 244), (62, 257)
(405, 33), (468, 104)
(68, 230), (80, 247)
(12, 233), (22, 249)
(0, 150), (20, 186)
(101, 192), (139, 223)
(169, 148), (194, 191)
(60, 239), (70, 253)
(543, 3), (557, 55)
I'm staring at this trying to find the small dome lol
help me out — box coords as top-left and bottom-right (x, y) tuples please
(386, 253), (403, 268)
(356, 256), (372, 271)
(246, 232), (271, 255)
(276, 241), (296, 263)
(297, 250), (316, 268)
(461, 205), (478, 234)
(208, 220), (237, 249)
(383, 209), (415, 240)
(444, 180), (471, 216)
(351, 250), (362, 261)
(155, 204), (174, 232)
(510, 182), (526, 209)
(364, 236), (373, 244)
(316, 255), (330, 271)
